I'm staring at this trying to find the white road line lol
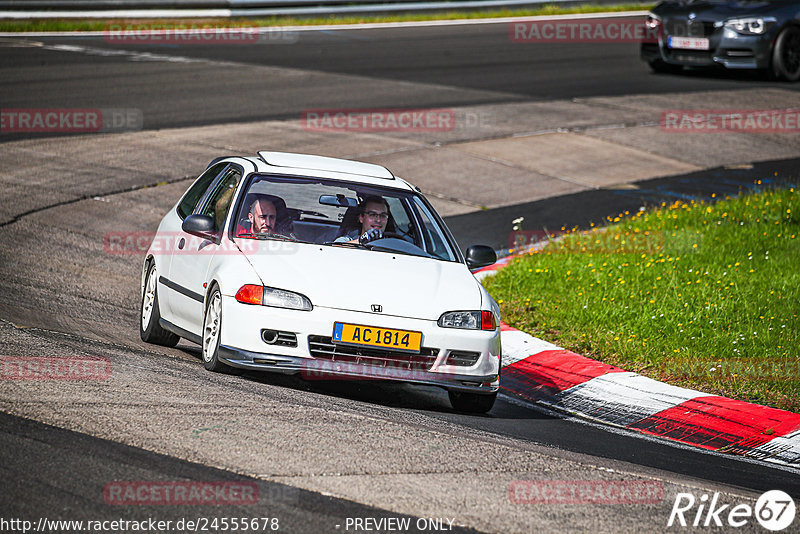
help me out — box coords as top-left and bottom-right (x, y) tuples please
(13, 40), (258, 67)
(41, 43), (200, 63)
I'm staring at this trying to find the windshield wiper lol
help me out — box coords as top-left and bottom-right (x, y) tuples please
(322, 241), (367, 249)
(238, 232), (297, 242)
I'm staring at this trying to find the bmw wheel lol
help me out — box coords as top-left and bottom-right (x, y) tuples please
(140, 262), (179, 347)
(771, 26), (800, 81)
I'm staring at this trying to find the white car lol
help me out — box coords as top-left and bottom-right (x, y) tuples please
(140, 151), (501, 413)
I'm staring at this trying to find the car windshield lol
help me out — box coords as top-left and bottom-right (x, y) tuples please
(231, 174), (460, 262)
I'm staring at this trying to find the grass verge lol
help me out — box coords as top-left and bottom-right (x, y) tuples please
(484, 185), (800, 413)
(0, 3), (653, 32)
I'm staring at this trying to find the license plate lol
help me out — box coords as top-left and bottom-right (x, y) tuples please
(332, 322), (422, 353)
(667, 36), (709, 50)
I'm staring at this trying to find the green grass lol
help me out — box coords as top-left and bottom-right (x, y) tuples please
(0, 3), (653, 32)
(484, 186), (800, 413)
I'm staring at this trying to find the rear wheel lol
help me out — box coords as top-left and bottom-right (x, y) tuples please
(448, 390), (497, 414)
(771, 26), (800, 81)
(202, 287), (227, 372)
(140, 262), (179, 347)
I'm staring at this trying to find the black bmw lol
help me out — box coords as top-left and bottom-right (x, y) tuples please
(641, 0), (800, 80)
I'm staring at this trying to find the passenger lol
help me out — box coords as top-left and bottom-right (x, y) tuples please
(335, 196), (390, 244)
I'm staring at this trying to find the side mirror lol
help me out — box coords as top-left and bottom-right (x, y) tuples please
(182, 214), (218, 241)
(465, 245), (497, 270)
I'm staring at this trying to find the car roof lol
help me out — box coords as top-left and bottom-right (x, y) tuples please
(237, 151), (416, 192)
(259, 151), (393, 178)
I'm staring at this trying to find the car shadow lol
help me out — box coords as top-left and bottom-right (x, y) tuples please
(251, 370), (553, 421)
(176, 344), (550, 420)
(650, 65), (777, 82)
(244, 371), (452, 412)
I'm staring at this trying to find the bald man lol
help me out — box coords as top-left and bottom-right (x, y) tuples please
(248, 198), (277, 234)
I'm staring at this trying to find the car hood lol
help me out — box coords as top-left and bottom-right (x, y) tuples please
(239, 241), (483, 320)
(655, 0), (793, 18)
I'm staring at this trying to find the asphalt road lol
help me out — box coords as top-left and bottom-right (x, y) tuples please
(1, 16), (799, 533)
(2, 16), (797, 136)
(2, 411), (465, 534)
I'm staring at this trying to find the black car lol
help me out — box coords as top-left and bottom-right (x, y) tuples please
(641, 0), (800, 80)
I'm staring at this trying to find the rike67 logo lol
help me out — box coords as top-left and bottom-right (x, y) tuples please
(668, 490), (796, 531)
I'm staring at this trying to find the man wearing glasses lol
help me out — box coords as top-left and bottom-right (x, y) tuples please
(334, 196), (391, 244)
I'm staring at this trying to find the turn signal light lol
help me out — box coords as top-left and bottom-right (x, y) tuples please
(235, 285), (263, 305)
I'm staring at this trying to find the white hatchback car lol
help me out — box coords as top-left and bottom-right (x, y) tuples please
(140, 151), (501, 413)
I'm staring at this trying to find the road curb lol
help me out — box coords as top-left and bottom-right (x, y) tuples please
(474, 260), (800, 469)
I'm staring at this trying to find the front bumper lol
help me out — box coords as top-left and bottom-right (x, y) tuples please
(641, 25), (774, 70)
(218, 345), (499, 394)
(218, 295), (501, 394)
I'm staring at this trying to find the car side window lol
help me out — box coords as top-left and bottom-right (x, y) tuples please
(176, 163), (228, 220)
(198, 167), (243, 230)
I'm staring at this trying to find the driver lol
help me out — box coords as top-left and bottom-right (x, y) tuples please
(335, 196), (390, 244)
(237, 197), (277, 236)
(249, 197), (277, 234)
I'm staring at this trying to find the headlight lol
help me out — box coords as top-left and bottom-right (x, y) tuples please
(235, 285), (313, 311)
(438, 310), (497, 331)
(645, 13), (661, 30)
(724, 17), (776, 35)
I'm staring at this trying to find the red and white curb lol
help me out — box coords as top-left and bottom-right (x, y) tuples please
(474, 262), (800, 468)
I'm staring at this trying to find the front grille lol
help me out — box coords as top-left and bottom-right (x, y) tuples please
(308, 335), (439, 371)
(665, 19), (716, 38)
(665, 49), (713, 63)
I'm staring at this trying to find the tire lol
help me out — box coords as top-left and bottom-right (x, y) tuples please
(140, 262), (180, 347)
(201, 287), (228, 372)
(448, 390), (497, 414)
(649, 59), (682, 74)
(771, 26), (800, 82)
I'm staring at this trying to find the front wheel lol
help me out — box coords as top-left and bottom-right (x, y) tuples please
(448, 390), (497, 414)
(202, 288), (228, 372)
(771, 26), (800, 82)
(140, 262), (179, 347)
